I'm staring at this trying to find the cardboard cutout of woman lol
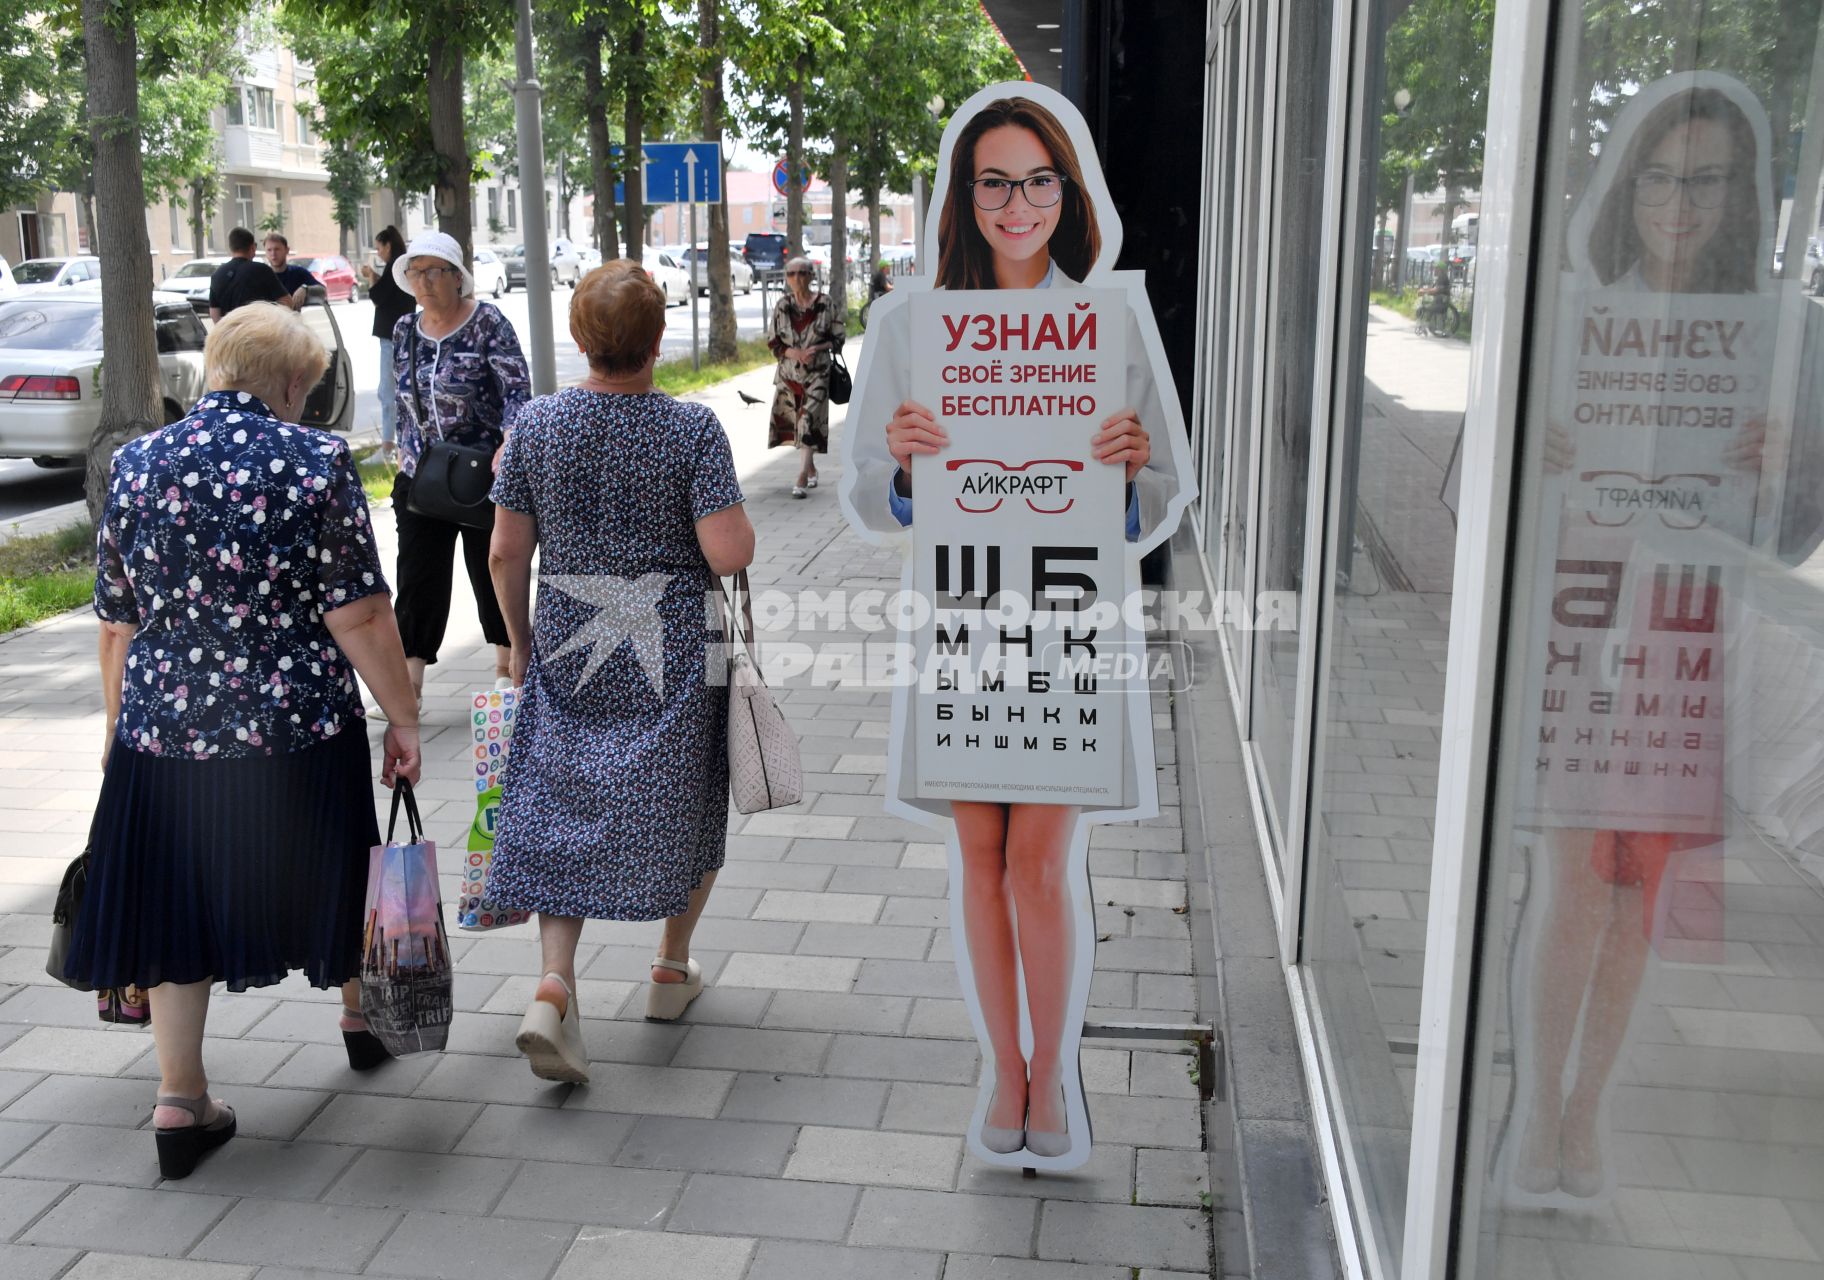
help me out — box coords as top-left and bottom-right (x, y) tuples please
(1502, 70), (1773, 1207)
(840, 82), (1194, 1170)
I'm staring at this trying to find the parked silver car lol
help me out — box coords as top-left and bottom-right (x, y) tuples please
(682, 245), (753, 296)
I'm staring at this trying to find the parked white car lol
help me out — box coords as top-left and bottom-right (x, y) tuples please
(0, 256), (16, 300)
(681, 245), (753, 296)
(161, 257), (230, 311)
(641, 248), (691, 307)
(470, 247), (508, 298)
(0, 290), (207, 465)
(12, 256), (102, 295)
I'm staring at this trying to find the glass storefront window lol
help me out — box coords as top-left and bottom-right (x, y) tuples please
(1302, 0), (1493, 1273)
(1468, 2), (1824, 1275)
(1247, 0), (1334, 845)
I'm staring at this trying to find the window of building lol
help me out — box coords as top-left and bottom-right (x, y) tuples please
(1461, 5), (1824, 1278)
(169, 201), (189, 253)
(296, 107), (313, 145)
(235, 183), (254, 231)
(226, 86), (244, 126)
(487, 186), (501, 232)
(507, 188), (517, 230)
(356, 202), (372, 250)
(247, 86), (276, 132)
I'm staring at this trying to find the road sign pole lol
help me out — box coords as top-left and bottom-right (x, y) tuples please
(689, 196), (700, 372)
(683, 149), (705, 371)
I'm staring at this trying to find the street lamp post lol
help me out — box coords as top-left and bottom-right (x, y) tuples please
(513, 0), (556, 394)
(1391, 87), (1415, 291)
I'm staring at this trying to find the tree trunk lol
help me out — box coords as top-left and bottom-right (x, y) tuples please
(189, 178), (207, 258)
(866, 186), (881, 295)
(620, 17), (645, 260)
(582, 18), (619, 257)
(81, 0), (161, 523)
(700, 0), (736, 361)
(785, 51), (806, 254)
(78, 183), (99, 255)
(557, 155), (572, 239)
(427, 33), (472, 264)
(828, 129), (848, 325)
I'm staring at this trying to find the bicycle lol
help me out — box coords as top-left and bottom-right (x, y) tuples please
(1412, 285), (1461, 339)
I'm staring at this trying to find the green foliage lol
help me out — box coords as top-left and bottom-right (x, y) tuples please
(1378, 0), (1495, 218)
(0, 0), (247, 211)
(727, 0), (1020, 197)
(0, 2), (82, 208)
(325, 142), (372, 236)
(280, 0), (514, 201)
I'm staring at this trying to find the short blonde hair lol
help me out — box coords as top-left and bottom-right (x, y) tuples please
(570, 260), (666, 376)
(204, 303), (329, 399)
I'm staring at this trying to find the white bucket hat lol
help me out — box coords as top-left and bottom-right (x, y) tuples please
(393, 230), (475, 298)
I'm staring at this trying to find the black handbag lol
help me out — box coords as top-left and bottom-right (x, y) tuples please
(404, 318), (497, 530)
(827, 349), (852, 405)
(46, 847), (90, 990)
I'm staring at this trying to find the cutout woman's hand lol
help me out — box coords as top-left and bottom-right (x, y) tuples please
(887, 401), (947, 475)
(1093, 409), (1150, 482)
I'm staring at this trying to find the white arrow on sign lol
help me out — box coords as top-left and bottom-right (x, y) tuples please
(683, 148), (699, 204)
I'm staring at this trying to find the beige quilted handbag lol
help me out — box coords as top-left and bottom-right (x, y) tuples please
(723, 570), (803, 813)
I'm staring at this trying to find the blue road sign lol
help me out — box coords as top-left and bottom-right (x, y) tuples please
(640, 141), (721, 204)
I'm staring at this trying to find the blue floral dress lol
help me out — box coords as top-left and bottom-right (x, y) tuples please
(485, 389), (745, 920)
(69, 392), (391, 992)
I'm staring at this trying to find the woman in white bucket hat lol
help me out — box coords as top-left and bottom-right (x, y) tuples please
(387, 230), (531, 705)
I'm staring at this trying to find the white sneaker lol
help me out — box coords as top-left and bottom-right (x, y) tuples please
(516, 974), (589, 1083)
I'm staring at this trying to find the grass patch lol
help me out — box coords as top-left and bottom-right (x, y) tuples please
(653, 336), (776, 397)
(0, 520), (97, 632)
(356, 452), (398, 505)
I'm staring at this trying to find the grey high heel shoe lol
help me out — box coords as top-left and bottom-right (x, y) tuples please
(1023, 1084), (1071, 1158)
(979, 1086), (1024, 1154)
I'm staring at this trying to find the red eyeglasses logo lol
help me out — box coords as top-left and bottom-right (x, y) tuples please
(946, 458), (1085, 514)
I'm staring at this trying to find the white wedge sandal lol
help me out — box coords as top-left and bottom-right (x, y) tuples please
(515, 973), (590, 1083)
(646, 956), (704, 1021)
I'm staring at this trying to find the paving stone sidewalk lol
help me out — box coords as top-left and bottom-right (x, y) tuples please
(0, 351), (1219, 1279)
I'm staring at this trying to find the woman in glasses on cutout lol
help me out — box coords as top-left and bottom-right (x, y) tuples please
(1513, 77), (1769, 1202)
(766, 256), (843, 498)
(844, 89), (1190, 1166)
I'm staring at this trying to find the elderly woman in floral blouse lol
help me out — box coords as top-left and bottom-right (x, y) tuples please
(72, 303), (422, 1180)
(390, 230), (531, 702)
(767, 257), (844, 498)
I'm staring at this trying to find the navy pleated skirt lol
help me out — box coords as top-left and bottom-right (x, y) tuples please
(66, 730), (381, 993)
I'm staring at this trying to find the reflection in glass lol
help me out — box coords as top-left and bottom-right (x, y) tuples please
(1469, 5), (1824, 1276)
(1301, 0), (1491, 1273)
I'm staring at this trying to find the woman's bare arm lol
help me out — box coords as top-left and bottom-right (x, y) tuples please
(489, 506), (538, 685)
(97, 620), (135, 768)
(696, 504), (755, 577)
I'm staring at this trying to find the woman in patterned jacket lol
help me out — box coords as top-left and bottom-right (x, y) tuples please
(766, 257), (844, 498)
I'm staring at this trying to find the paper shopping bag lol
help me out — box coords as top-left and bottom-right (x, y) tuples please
(457, 682), (533, 931)
(360, 779), (453, 1055)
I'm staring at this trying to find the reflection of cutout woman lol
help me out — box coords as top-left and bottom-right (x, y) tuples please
(1516, 82), (1766, 1200)
(847, 95), (1177, 1162)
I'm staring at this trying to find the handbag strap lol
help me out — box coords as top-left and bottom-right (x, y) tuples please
(407, 315), (426, 431)
(386, 777), (425, 846)
(720, 569), (761, 667)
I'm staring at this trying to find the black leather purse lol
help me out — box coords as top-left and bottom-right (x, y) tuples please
(827, 348), (852, 405)
(404, 318), (496, 530)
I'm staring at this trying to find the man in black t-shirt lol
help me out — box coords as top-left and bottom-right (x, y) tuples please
(265, 232), (320, 298)
(209, 226), (290, 321)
